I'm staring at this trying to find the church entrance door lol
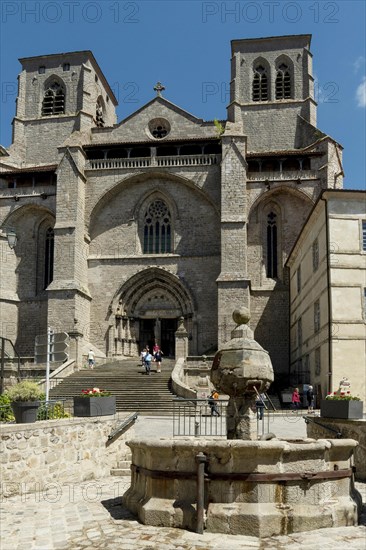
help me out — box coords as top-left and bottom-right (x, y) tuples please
(139, 319), (155, 353)
(161, 318), (178, 357)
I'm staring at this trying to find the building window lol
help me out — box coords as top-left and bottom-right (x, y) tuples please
(362, 220), (366, 251)
(63, 63), (70, 71)
(44, 227), (54, 289)
(41, 82), (65, 116)
(275, 64), (292, 99)
(148, 118), (171, 139)
(314, 300), (320, 333)
(312, 238), (319, 272)
(296, 266), (301, 293)
(252, 65), (268, 101)
(38, 66), (46, 74)
(266, 211), (278, 278)
(297, 317), (302, 349)
(143, 200), (172, 254)
(315, 347), (321, 375)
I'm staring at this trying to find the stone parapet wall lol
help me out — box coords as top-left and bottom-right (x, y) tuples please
(306, 417), (366, 481)
(0, 414), (135, 498)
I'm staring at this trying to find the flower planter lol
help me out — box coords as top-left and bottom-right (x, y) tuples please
(320, 399), (363, 419)
(11, 401), (40, 423)
(73, 396), (116, 417)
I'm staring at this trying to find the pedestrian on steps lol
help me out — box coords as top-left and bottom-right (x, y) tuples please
(88, 349), (95, 369)
(153, 340), (163, 373)
(144, 350), (153, 375)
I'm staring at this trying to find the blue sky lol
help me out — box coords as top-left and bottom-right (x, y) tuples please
(1, 0), (365, 189)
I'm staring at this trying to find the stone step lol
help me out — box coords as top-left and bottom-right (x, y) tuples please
(49, 359), (178, 416)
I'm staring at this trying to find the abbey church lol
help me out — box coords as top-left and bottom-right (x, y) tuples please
(0, 35), (347, 389)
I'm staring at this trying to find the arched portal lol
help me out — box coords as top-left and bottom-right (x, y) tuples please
(112, 268), (194, 357)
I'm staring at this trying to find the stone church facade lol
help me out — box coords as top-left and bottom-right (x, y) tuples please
(0, 35), (343, 383)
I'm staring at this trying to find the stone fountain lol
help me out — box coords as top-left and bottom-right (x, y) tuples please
(123, 309), (361, 537)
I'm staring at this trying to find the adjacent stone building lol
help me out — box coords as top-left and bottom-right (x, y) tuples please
(0, 35), (344, 385)
(286, 189), (366, 403)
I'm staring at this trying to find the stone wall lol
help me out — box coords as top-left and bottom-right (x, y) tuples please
(0, 414), (135, 498)
(306, 418), (366, 481)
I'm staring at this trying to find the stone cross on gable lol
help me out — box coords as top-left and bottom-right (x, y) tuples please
(154, 82), (165, 97)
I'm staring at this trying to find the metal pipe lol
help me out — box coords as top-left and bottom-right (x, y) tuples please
(195, 452), (208, 534)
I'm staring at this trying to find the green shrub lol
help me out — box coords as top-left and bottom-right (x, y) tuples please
(6, 381), (43, 402)
(37, 401), (70, 420)
(0, 394), (15, 421)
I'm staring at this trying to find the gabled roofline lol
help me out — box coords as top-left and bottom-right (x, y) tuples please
(18, 50), (118, 106)
(116, 96), (207, 127)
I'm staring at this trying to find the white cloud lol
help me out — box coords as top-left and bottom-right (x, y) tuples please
(353, 56), (365, 74)
(356, 76), (366, 107)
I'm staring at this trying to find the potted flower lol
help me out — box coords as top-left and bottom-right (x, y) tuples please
(321, 391), (363, 419)
(73, 387), (116, 417)
(6, 380), (43, 423)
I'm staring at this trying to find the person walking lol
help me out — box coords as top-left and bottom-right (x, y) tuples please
(87, 349), (95, 369)
(291, 387), (301, 412)
(153, 341), (163, 373)
(208, 390), (220, 416)
(256, 393), (266, 420)
(307, 385), (315, 413)
(144, 350), (153, 375)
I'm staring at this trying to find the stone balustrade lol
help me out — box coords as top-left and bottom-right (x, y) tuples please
(86, 154), (220, 170)
(247, 170), (318, 181)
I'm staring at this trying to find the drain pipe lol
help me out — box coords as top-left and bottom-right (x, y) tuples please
(195, 452), (208, 534)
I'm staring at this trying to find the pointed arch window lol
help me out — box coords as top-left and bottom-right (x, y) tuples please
(44, 227), (54, 288)
(266, 211), (278, 278)
(252, 65), (268, 101)
(275, 64), (292, 99)
(42, 82), (65, 116)
(143, 200), (172, 254)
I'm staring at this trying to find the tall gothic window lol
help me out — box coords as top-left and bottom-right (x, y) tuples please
(143, 200), (172, 254)
(252, 65), (268, 101)
(266, 211), (278, 278)
(275, 64), (292, 99)
(42, 82), (65, 116)
(44, 227), (54, 288)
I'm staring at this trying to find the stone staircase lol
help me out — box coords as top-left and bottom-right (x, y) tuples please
(49, 358), (178, 416)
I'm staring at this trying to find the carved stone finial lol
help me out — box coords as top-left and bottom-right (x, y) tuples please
(154, 82), (165, 97)
(232, 307), (250, 326)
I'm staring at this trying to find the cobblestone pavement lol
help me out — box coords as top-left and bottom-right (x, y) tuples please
(1, 414), (365, 549)
(1, 475), (365, 549)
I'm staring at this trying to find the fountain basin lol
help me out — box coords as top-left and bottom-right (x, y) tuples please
(123, 437), (360, 537)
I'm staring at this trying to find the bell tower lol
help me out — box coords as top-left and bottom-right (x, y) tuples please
(11, 51), (118, 165)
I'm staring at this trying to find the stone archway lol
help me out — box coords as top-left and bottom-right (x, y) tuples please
(112, 268), (194, 357)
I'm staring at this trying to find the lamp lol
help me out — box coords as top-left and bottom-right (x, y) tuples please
(6, 228), (17, 249)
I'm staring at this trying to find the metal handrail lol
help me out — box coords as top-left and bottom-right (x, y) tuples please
(304, 416), (342, 438)
(0, 337), (21, 394)
(108, 412), (138, 440)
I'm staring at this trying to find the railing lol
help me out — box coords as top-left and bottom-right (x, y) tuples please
(0, 398), (72, 423)
(0, 185), (56, 200)
(0, 337), (21, 394)
(247, 170), (318, 181)
(173, 398), (228, 437)
(87, 154), (221, 170)
(108, 412), (138, 440)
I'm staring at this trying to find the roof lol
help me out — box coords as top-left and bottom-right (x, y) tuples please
(0, 164), (57, 176)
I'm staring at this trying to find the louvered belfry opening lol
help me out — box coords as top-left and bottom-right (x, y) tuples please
(252, 66), (268, 101)
(275, 64), (291, 99)
(42, 82), (65, 116)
